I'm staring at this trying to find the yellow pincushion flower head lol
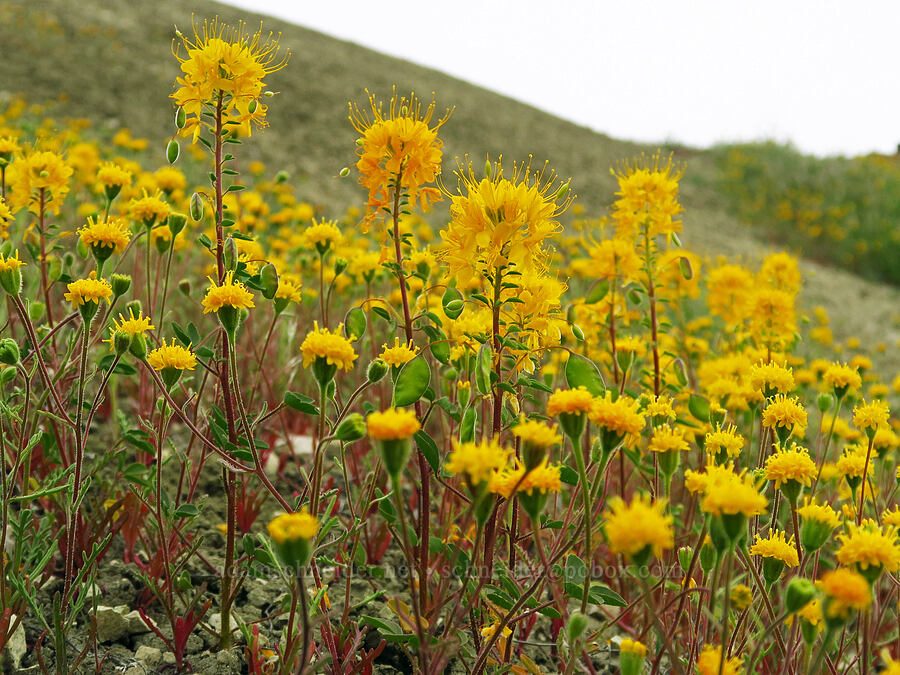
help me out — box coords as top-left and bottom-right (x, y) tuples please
(610, 151), (683, 242)
(730, 584), (753, 612)
(750, 359), (795, 398)
(0, 136), (20, 164)
(0, 249), (25, 295)
(648, 424), (688, 479)
(836, 445), (873, 492)
(128, 190), (169, 229)
(764, 442), (817, 503)
(823, 362), (862, 399)
(105, 308), (154, 359)
(750, 530), (799, 584)
(618, 637), (647, 675)
(852, 398), (890, 440)
(300, 322), (358, 386)
(643, 393), (676, 424)
(836, 519), (900, 582)
(704, 423), (744, 462)
(797, 499), (841, 551)
(147, 338), (197, 388)
(173, 17), (288, 142)
(64, 275), (113, 321)
(818, 567), (871, 628)
(366, 407), (420, 479)
(546, 387), (594, 440)
(349, 88), (451, 232)
(6, 148), (73, 215)
(762, 394), (807, 445)
(96, 161), (132, 202)
(695, 644), (743, 675)
(302, 218), (343, 255)
(202, 271), (255, 337)
(78, 215), (131, 266)
(512, 416), (562, 470)
(0, 197), (13, 237)
(883, 506), (900, 527)
(380, 337), (418, 369)
(603, 493), (674, 565)
(438, 156), (571, 287)
(489, 459), (561, 520)
(154, 166), (187, 195)
(267, 508), (318, 568)
(699, 464), (767, 550)
(445, 437), (511, 521)
(589, 391), (645, 456)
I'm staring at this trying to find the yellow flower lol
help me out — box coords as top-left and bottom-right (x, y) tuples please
(764, 444), (817, 489)
(445, 437), (511, 486)
(852, 399), (890, 433)
(750, 360), (794, 396)
(154, 166), (187, 194)
(303, 218), (343, 251)
(619, 638), (647, 657)
(818, 568), (871, 619)
(366, 408), (421, 441)
(797, 599), (822, 627)
(511, 418), (562, 449)
(439, 157), (570, 286)
(749, 530), (799, 567)
(380, 338), (419, 368)
(704, 424), (744, 458)
(730, 584), (753, 611)
(300, 322), (357, 372)
(588, 392), (646, 436)
(836, 520), (900, 572)
(105, 309), (154, 348)
(201, 272), (255, 313)
(647, 425), (689, 454)
(587, 238), (640, 281)
(644, 394), (676, 421)
(128, 190), (169, 226)
(78, 216), (131, 254)
(267, 508), (318, 543)
(0, 250), (25, 273)
(696, 644), (743, 675)
(64, 277), (113, 308)
(823, 362), (862, 396)
(610, 152), (683, 240)
(489, 459), (562, 499)
(6, 149), (73, 215)
(546, 387), (594, 417)
(96, 161), (132, 188)
(699, 465), (768, 517)
(882, 507), (900, 527)
(797, 500), (841, 530)
(173, 18), (288, 140)
(603, 493), (674, 561)
(762, 394), (807, 430)
(147, 339), (197, 371)
(836, 446), (873, 480)
(349, 89), (450, 230)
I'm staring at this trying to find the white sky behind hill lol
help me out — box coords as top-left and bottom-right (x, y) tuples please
(221, 0), (900, 158)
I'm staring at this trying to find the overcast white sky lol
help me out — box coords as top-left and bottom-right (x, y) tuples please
(221, 0), (899, 157)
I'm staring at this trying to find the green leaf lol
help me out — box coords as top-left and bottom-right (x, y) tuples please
(559, 464), (578, 486)
(344, 307), (367, 341)
(459, 406), (476, 443)
(414, 430), (440, 474)
(284, 392), (320, 416)
(393, 356), (430, 407)
(174, 504), (199, 518)
(565, 353), (605, 397)
(474, 343), (492, 396)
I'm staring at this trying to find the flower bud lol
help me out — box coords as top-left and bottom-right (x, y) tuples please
(175, 106), (186, 129)
(335, 413), (366, 442)
(0, 366), (16, 385)
(166, 139), (180, 164)
(566, 611), (588, 644)
(167, 212), (188, 237)
(619, 638), (647, 675)
(28, 302), (45, 322)
(817, 392), (834, 413)
(367, 357), (389, 383)
(178, 279), (191, 296)
(800, 518), (831, 552)
(334, 257), (348, 276)
(785, 577), (817, 614)
(339, 167), (349, 177)
(111, 274), (132, 299)
(677, 546), (693, 573)
(0, 338), (20, 365)
(275, 170), (289, 184)
(762, 557), (786, 586)
(113, 330), (132, 356)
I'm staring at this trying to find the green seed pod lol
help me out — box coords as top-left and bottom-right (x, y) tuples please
(190, 192), (204, 221)
(339, 167), (350, 177)
(223, 237), (238, 271)
(178, 279), (191, 296)
(259, 262), (279, 300)
(175, 106), (186, 129)
(367, 358), (389, 384)
(166, 139), (180, 164)
(275, 170), (289, 184)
